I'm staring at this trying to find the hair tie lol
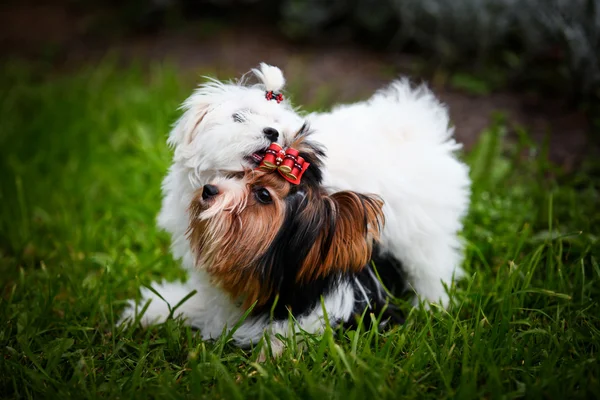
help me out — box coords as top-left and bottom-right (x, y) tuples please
(265, 91), (284, 104)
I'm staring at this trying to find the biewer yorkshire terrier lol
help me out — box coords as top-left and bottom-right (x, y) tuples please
(120, 63), (471, 354)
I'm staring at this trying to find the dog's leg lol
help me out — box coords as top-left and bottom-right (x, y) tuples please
(404, 238), (465, 308)
(118, 279), (200, 327)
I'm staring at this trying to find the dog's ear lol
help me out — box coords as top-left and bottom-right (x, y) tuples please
(168, 92), (211, 152)
(297, 191), (385, 282)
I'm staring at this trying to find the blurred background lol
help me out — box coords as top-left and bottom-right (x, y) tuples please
(1, 0), (599, 167)
(3, 3), (600, 396)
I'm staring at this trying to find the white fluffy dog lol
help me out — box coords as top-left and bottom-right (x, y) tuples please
(120, 64), (470, 352)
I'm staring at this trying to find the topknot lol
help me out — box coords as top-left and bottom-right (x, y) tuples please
(252, 63), (286, 92)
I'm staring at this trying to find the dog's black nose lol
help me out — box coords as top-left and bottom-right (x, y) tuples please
(263, 127), (279, 142)
(202, 184), (219, 200)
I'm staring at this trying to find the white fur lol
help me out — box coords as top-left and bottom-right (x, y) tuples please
(251, 63), (285, 92)
(121, 271), (355, 350)
(120, 65), (471, 349)
(308, 79), (470, 306)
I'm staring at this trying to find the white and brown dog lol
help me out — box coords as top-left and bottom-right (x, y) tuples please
(120, 64), (471, 353)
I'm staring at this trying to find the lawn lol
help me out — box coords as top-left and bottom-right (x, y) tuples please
(1, 62), (599, 399)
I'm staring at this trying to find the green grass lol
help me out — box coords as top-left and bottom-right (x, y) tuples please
(1, 62), (599, 399)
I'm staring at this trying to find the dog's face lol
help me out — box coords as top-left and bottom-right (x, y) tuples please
(187, 165), (385, 310)
(168, 79), (304, 181)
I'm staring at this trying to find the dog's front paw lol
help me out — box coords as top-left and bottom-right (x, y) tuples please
(257, 337), (286, 362)
(118, 297), (170, 327)
(117, 284), (188, 327)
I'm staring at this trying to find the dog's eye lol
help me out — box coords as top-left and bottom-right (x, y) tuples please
(225, 171), (245, 180)
(232, 113), (244, 123)
(254, 188), (272, 204)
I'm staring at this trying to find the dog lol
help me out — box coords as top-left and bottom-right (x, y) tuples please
(120, 63), (471, 354)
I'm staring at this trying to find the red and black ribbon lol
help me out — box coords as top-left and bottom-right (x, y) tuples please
(265, 91), (284, 104)
(257, 143), (309, 185)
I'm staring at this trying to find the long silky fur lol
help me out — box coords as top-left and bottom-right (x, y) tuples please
(188, 136), (385, 318)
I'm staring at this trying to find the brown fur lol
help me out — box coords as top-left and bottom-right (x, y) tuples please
(297, 191), (384, 282)
(188, 169), (384, 311)
(188, 172), (291, 308)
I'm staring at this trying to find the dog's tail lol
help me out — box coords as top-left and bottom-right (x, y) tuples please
(252, 63), (285, 92)
(372, 78), (458, 147)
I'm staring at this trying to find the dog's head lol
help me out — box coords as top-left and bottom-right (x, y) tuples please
(186, 138), (385, 311)
(169, 63), (304, 179)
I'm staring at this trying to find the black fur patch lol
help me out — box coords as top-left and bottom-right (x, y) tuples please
(344, 252), (407, 330)
(294, 123), (326, 188)
(253, 183), (406, 325)
(249, 136), (405, 327)
(253, 187), (341, 319)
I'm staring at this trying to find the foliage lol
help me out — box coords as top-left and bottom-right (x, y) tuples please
(280, 0), (600, 98)
(60, 0), (600, 101)
(114, 0), (599, 99)
(0, 63), (599, 399)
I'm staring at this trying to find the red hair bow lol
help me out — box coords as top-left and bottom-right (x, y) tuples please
(265, 91), (284, 103)
(257, 143), (310, 185)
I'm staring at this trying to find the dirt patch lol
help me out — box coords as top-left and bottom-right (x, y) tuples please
(0, 2), (593, 169)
